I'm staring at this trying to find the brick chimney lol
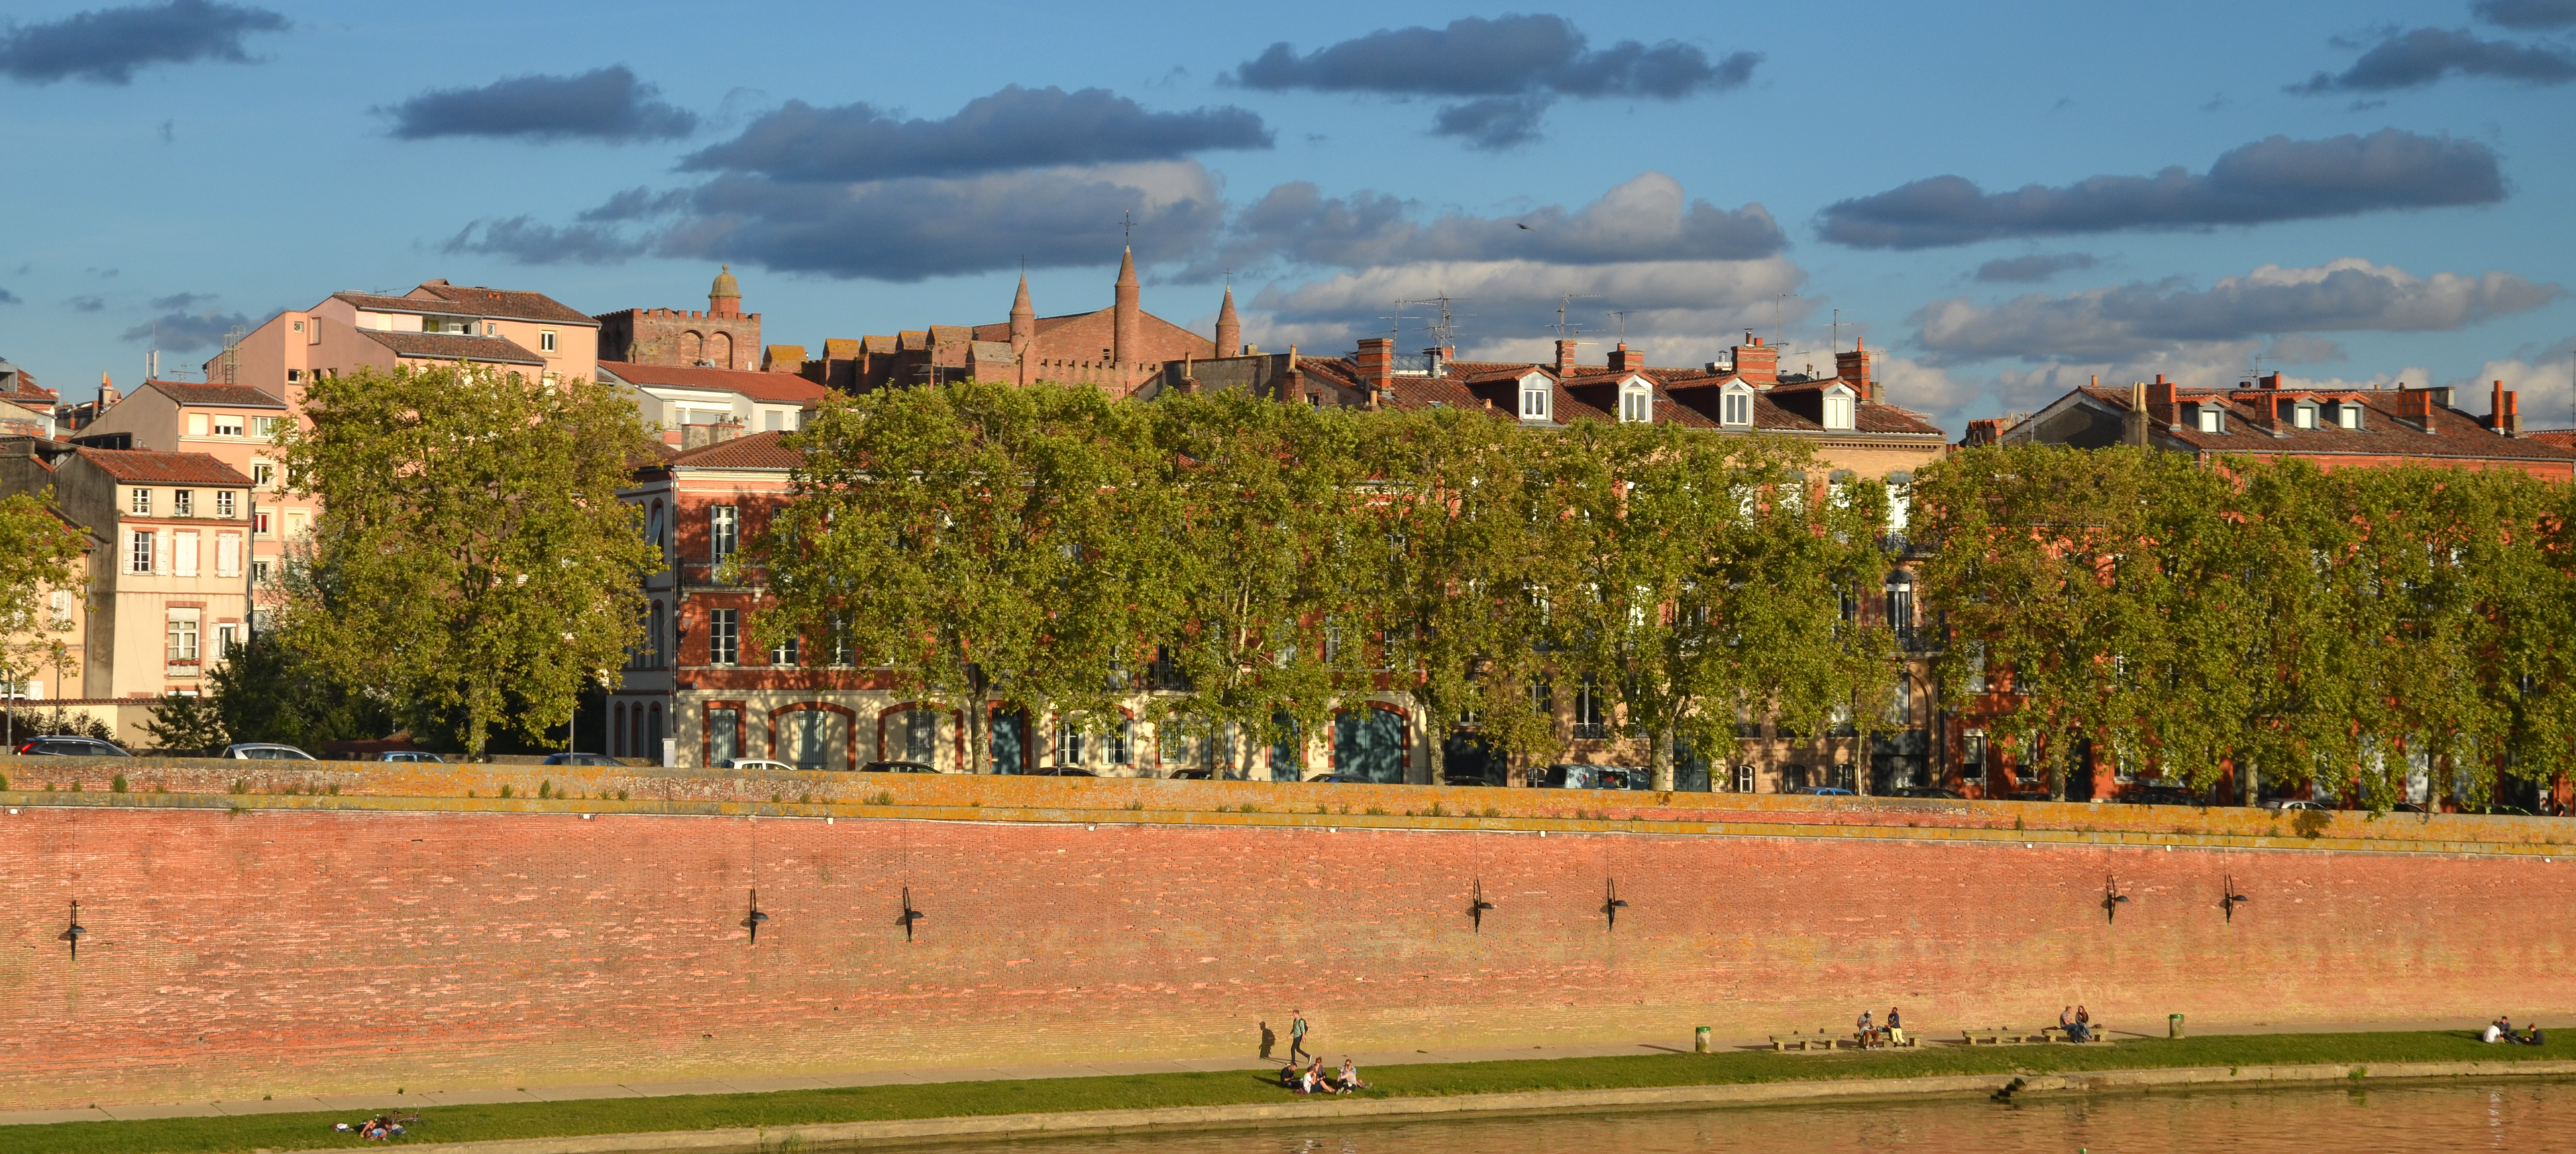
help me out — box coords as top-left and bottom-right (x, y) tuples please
(1730, 335), (1777, 385)
(1608, 343), (1646, 373)
(2488, 379), (2523, 435)
(2145, 374), (2178, 430)
(1355, 337), (1394, 389)
(1833, 338), (1875, 403)
(2395, 386), (2433, 427)
(1554, 339), (1579, 376)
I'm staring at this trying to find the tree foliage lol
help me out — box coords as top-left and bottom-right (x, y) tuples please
(0, 487), (88, 708)
(274, 363), (661, 759)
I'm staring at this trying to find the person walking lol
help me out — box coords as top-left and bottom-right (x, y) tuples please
(1289, 1009), (1312, 1063)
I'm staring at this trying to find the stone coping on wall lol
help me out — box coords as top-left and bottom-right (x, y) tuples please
(0, 754), (2568, 857)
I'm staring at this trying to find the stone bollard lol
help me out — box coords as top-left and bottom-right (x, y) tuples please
(1695, 1026), (1713, 1053)
(2169, 1013), (2185, 1039)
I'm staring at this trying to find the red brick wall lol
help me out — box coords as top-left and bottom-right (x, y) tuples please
(3, 802), (2569, 1109)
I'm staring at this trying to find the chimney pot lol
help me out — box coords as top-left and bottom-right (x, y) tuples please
(1554, 339), (1578, 376)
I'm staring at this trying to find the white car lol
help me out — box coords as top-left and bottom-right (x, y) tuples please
(719, 758), (798, 772)
(223, 743), (316, 760)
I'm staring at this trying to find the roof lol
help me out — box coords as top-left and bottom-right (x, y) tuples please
(599, 360), (835, 405)
(407, 280), (596, 326)
(356, 329), (547, 366)
(70, 447), (253, 486)
(142, 380), (287, 409)
(2074, 385), (2576, 464)
(1285, 355), (1945, 437)
(665, 430), (802, 470)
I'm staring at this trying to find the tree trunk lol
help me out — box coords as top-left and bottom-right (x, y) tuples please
(1651, 721), (1676, 792)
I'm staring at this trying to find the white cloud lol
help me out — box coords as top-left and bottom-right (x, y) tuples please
(2455, 338), (2576, 429)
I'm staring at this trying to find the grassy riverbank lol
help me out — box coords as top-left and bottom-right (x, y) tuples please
(14, 1031), (2569, 1154)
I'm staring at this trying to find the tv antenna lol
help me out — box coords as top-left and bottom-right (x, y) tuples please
(1404, 294), (1470, 350)
(1379, 299), (1416, 343)
(1831, 307), (1839, 352)
(1772, 292), (1798, 348)
(1607, 310), (1633, 344)
(1554, 293), (1601, 339)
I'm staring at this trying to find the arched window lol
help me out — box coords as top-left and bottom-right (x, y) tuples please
(646, 704), (663, 764)
(708, 331), (733, 369)
(647, 600), (667, 668)
(679, 331), (703, 362)
(611, 702), (627, 757)
(1884, 571), (1915, 636)
(647, 500), (665, 551)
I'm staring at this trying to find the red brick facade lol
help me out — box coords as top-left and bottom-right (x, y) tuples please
(596, 270), (763, 372)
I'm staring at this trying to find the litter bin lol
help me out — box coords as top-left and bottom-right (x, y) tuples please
(2169, 1013), (2185, 1039)
(1695, 1026), (1713, 1053)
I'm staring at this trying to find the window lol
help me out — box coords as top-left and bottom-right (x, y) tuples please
(166, 613), (199, 663)
(129, 530), (153, 573)
(1966, 642), (1988, 693)
(130, 488), (152, 515)
(215, 533), (241, 578)
(1520, 377), (1550, 421)
(1884, 571), (1915, 637)
(1962, 730), (1988, 782)
(50, 590), (73, 629)
(708, 608), (739, 665)
(253, 417), (279, 440)
(898, 710), (939, 763)
(1572, 676), (1609, 739)
(1733, 764), (1757, 794)
(646, 600), (667, 668)
(215, 623), (238, 657)
(710, 505), (739, 562)
(187, 413), (209, 436)
(2196, 405), (2224, 434)
(213, 415), (243, 436)
(1721, 384), (1754, 427)
(708, 706), (741, 765)
(763, 411), (784, 431)
(646, 501), (666, 551)
(540, 330), (558, 353)
(2293, 403), (2316, 429)
(173, 489), (194, 517)
(1822, 387), (1857, 431)
(254, 511), (272, 537)
(174, 531), (199, 576)
(253, 462), (276, 487)
(771, 633), (799, 667)
(1619, 385), (1652, 423)
(215, 490), (235, 518)
(1055, 721), (1085, 767)
(252, 560), (271, 584)
(2337, 403), (2361, 429)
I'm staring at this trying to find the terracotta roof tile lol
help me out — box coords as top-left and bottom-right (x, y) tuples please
(408, 282), (596, 326)
(665, 430), (802, 470)
(600, 361), (834, 405)
(144, 380), (287, 409)
(2086, 386), (2576, 463)
(72, 448), (253, 486)
(358, 329), (547, 366)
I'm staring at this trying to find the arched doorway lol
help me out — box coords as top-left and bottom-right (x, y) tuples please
(1332, 706), (1406, 784)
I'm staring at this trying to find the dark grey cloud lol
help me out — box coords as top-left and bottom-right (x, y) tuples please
(443, 218), (645, 265)
(2290, 28), (2576, 93)
(0, 0), (284, 85)
(119, 308), (263, 352)
(1231, 15), (1756, 148)
(1216, 171), (1782, 276)
(1974, 253), (2098, 283)
(576, 186), (692, 222)
(148, 291), (210, 309)
(1915, 259), (2561, 362)
(383, 66), (697, 142)
(1819, 129), (2504, 250)
(680, 85), (1270, 182)
(2477, 0), (2576, 28)
(0, 288), (19, 305)
(67, 295), (104, 313)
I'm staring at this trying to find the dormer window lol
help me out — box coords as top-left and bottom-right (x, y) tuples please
(1619, 381), (1652, 423)
(1720, 382), (1754, 427)
(2334, 401), (2362, 429)
(1821, 383), (1857, 431)
(2196, 403), (2226, 434)
(2293, 401), (2318, 429)
(1519, 374), (1551, 421)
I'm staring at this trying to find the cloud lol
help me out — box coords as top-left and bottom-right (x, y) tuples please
(2289, 28), (2576, 93)
(2459, 337), (2576, 427)
(382, 66), (697, 142)
(0, 288), (19, 305)
(443, 217), (647, 265)
(1914, 258), (2561, 362)
(679, 85), (1270, 181)
(576, 186), (692, 222)
(1216, 172), (1784, 276)
(119, 307), (260, 351)
(1818, 129), (2505, 250)
(148, 291), (210, 309)
(67, 295), (104, 313)
(1230, 15), (1757, 148)
(2476, 0), (2576, 29)
(1254, 255), (1805, 354)
(1973, 253), (2098, 283)
(0, 0), (284, 85)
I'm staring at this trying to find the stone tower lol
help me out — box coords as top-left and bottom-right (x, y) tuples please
(1009, 272), (1036, 350)
(1214, 284), (1240, 358)
(1112, 246), (1140, 364)
(709, 265), (742, 319)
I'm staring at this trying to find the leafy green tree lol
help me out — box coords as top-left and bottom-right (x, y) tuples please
(205, 633), (399, 753)
(0, 488), (89, 747)
(274, 363), (661, 759)
(144, 693), (227, 755)
(751, 382), (1170, 776)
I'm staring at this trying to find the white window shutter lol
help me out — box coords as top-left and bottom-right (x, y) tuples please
(216, 533), (241, 578)
(154, 530), (171, 574)
(175, 531), (200, 576)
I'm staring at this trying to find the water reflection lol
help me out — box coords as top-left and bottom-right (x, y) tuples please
(912, 1080), (2568, 1153)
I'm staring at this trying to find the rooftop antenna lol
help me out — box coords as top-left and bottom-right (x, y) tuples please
(1554, 293), (1601, 340)
(1379, 299), (1415, 343)
(1772, 292), (1798, 349)
(1831, 307), (1839, 353)
(1405, 294), (1471, 350)
(1607, 311), (1633, 344)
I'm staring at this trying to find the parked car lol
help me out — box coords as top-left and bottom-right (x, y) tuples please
(2390, 802), (2430, 814)
(1163, 768), (1214, 780)
(718, 757), (798, 772)
(1890, 786), (1964, 800)
(2264, 799), (2330, 811)
(860, 760), (940, 774)
(2122, 786), (2205, 807)
(13, 735), (129, 757)
(541, 751), (620, 767)
(223, 743), (315, 760)
(1792, 785), (1856, 796)
(1534, 764), (1649, 790)
(376, 751), (445, 763)
(1302, 773), (1375, 784)
(1024, 766), (1096, 777)
(2003, 790), (2054, 801)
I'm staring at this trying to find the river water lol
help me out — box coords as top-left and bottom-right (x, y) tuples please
(927, 1080), (2571, 1154)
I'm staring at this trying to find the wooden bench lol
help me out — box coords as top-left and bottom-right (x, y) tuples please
(1767, 1034), (1831, 1051)
(2037, 1027), (2115, 1045)
(1964, 1029), (2041, 1045)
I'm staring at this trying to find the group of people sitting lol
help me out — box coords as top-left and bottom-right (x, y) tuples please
(331, 1113), (415, 1141)
(2057, 1006), (2100, 1042)
(1280, 1057), (1368, 1095)
(2484, 1016), (2546, 1045)
(1853, 1006), (1907, 1047)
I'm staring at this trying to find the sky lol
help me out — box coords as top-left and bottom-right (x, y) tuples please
(3, 0), (2573, 433)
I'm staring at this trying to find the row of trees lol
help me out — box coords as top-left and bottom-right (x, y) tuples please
(749, 382), (1899, 788)
(1917, 443), (2576, 808)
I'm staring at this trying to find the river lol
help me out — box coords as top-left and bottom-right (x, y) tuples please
(912, 1079), (2571, 1153)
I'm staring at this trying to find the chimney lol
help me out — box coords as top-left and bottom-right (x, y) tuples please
(2395, 386), (2433, 427)
(2258, 372), (2282, 390)
(2128, 380), (2149, 446)
(1424, 346), (1449, 377)
(1554, 339), (1578, 376)
(1730, 337), (1777, 385)
(1608, 342), (1646, 373)
(2145, 374), (2178, 429)
(1833, 338), (1875, 403)
(2489, 379), (2522, 435)
(2426, 384), (2455, 411)
(1356, 337), (1394, 388)
(99, 372), (120, 409)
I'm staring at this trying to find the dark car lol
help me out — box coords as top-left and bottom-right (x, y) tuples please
(13, 735), (129, 757)
(1025, 766), (1097, 777)
(1303, 773), (1375, 784)
(541, 751), (621, 767)
(2123, 786), (2205, 807)
(376, 750), (446, 763)
(1890, 786), (1964, 800)
(1792, 785), (1856, 796)
(1163, 768), (1214, 780)
(2003, 790), (2054, 802)
(860, 760), (940, 774)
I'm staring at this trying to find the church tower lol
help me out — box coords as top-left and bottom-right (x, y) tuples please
(1214, 283), (1240, 358)
(1112, 246), (1140, 364)
(1009, 272), (1036, 350)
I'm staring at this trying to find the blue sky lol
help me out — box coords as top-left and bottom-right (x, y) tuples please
(4, 0), (2573, 431)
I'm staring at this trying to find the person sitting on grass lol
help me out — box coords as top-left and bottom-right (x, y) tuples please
(2486, 1016), (2511, 1044)
(2520, 1024), (2546, 1046)
(1281, 1063), (1301, 1089)
(1339, 1057), (1367, 1090)
(1313, 1059), (1347, 1094)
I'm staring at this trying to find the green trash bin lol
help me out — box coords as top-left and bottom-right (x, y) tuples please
(1695, 1026), (1713, 1053)
(2169, 1013), (2185, 1039)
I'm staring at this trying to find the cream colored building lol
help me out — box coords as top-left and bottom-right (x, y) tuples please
(70, 380), (303, 613)
(211, 279), (601, 405)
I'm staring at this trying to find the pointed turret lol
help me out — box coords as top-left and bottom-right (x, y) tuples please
(1009, 272), (1035, 346)
(1112, 246), (1140, 364)
(1214, 284), (1240, 358)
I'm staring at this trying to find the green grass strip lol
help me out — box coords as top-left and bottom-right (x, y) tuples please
(11, 1031), (2569, 1154)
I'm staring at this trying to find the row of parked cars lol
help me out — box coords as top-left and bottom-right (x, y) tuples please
(8, 736), (633, 765)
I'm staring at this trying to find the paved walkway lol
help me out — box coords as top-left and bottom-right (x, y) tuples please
(0, 1016), (2498, 1127)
